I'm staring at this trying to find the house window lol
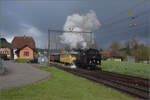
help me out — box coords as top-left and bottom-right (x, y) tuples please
(24, 51), (29, 56)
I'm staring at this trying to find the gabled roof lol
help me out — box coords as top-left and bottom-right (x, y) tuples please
(18, 45), (33, 50)
(11, 36), (35, 49)
(15, 45), (33, 53)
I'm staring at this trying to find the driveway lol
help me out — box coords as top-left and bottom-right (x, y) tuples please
(0, 61), (50, 90)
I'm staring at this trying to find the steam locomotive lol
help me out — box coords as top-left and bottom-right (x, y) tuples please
(75, 48), (101, 69)
(50, 48), (101, 70)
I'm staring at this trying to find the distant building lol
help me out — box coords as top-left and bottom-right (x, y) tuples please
(0, 38), (12, 59)
(11, 36), (35, 59)
(101, 49), (123, 61)
(126, 55), (135, 62)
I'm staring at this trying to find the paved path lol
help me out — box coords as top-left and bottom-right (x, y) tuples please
(0, 61), (50, 90)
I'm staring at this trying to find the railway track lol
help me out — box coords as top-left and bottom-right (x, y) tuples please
(50, 63), (150, 99)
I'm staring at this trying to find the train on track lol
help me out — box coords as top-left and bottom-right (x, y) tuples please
(50, 48), (101, 70)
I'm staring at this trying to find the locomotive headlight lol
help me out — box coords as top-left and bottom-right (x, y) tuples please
(97, 61), (99, 63)
(89, 60), (92, 64)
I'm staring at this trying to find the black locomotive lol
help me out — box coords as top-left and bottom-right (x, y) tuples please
(75, 48), (101, 69)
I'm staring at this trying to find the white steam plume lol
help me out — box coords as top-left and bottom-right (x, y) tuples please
(60, 10), (101, 49)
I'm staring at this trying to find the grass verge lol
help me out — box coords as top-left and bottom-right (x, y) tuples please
(15, 59), (31, 63)
(100, 60), (150, 78)
(0, 69), (4, 74)
(0, 65), (134, 100)
(0, 67), (5, 74)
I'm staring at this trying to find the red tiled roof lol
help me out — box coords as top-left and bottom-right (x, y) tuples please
(101, 49), (112, 55)
(11, 36), (35, 49)
(101, 49), (121, 57)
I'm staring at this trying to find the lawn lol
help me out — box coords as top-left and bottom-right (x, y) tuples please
(15, 59), (31, 63)
(0, 65), (134, 100)
(100, 60), (150, 78)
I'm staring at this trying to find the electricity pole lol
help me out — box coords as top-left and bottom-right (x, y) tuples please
(0, 33), (1, 48)
(48, 30), (50, 63)
(0, 33), (2, 70)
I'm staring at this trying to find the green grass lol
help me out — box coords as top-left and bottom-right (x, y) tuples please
(0, 69), (4, 73)
(100, 60), (150, 78)
(0, 65), (134, 100)
(15, 59), (31, 63)
(0, 67), (5, 74)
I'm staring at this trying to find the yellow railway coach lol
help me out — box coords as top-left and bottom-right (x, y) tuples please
(60, 53), (77, 64)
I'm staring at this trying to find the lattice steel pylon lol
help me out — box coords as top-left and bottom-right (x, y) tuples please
(47, 29), (94, 63)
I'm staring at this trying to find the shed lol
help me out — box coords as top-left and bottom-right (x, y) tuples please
(101, 49), (123, 61)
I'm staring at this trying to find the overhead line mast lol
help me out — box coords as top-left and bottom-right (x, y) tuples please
(48, 29), (92, 33)
(48, 29), (95, 63)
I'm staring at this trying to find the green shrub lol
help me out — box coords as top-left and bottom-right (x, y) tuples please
(0, 54), (8, 60)
(0, 68), (5, 74)
(15, 59), (31, 63)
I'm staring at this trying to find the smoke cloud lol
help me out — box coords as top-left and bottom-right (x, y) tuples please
(60, 10), (101, 49)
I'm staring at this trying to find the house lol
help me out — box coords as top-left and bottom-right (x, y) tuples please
(0, 38), (12, 59)
(100, 49), (123, 61)
(11, 36), (35, 59)
(126, 55), (135, 62)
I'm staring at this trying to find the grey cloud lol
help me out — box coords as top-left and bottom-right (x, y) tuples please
(0, 0), (149, 49)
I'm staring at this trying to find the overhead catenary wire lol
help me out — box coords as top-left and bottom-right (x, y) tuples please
(91, 0), (149, 38)
(100, 19), (148, 33)
(100, 10), (149, 30)
(97, 7), (149, 38)
(48, 29), (94, 54)
(101, 20), (148, 34)
(101, 0), (148, 24)
(99, 23), (148, 39)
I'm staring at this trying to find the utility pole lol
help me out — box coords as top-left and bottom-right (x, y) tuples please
(0, 33), (1, 48)
(0, 33), (2, 56)
(0, 33), (2, 70)
(56, 35), (58, 51)
(48, 30), (50, 63)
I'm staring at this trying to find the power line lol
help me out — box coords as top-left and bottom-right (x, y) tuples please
(100, 19), (148, 33)
(99, 23), (148, 39)
(102, 0), (148, 24)
(100, 10), (149, 30)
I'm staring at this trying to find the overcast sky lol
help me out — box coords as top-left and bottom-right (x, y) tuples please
(0, 0), (149, 49)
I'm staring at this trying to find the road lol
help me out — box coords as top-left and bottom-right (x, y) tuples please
(0, 61), (50, 90)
